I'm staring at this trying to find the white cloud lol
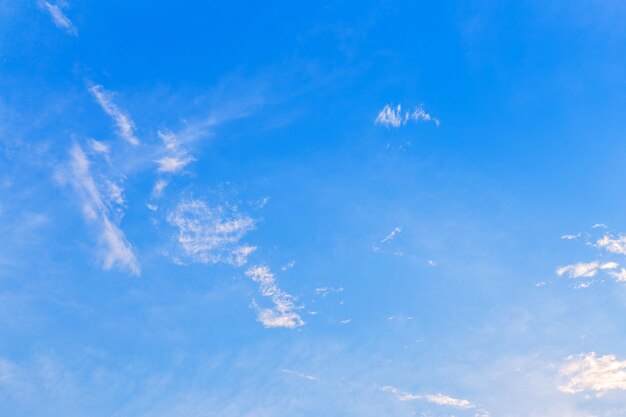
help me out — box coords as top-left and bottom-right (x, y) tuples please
(88, 85), (139, 145)
(38, 1), (77, 35)
(596, 234), (626, 255)
(555, 261), (618, 278)
(375, 104), (440, 128)
(167, 199), (256, 266)
(245, 265), (304, 329)
(280, 260), (295, 271)
(608, 268), (626, 282)
(561, 233), (580, 240)
(427, 259), (437, 267)
(314, 287), (344, 297)
(154, 130), (194, 173)
(151, 179), (168, 199)
(381, 226), (402, 244)
(592, 223), (608, 229)
(281, 369), (319, 381)
(60, 144), (140, 275)
(88, 139), (109, 155)
(381, 385), (474, 409)
(155, 156), (194, 173)
(559, 352), (626, 394)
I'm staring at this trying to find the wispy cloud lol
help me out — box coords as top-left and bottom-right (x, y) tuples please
(559, 352), (626, 394)
(88, 85), (139, 146)
(245, 265), (304, 329)
(373, 226), (402, 252)
(314, 287), (344, 297)
(375, 104), (440, 128)
(381, 385), (475, 409)
(167, 199), (256, 266)
(555, 261), (618, 278)
(154, 130), (194, 173)
(281, 369), (319, 381)
(38, 1), (77, 36)
(58, 144), (140, 275)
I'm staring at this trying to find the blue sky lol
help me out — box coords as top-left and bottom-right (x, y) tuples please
(2, 1), (626, 416)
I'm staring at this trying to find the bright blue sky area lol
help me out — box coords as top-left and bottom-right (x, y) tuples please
(2, 1), (626, 416)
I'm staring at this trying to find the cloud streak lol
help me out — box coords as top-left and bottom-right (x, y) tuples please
(38, 1), (77, 35)
(555, 261), (618, 279)
(245, 265), (304, 329)
(89, 85), (140, 145)
(381, 385), (475, 409)
(60, 144), (140, 275)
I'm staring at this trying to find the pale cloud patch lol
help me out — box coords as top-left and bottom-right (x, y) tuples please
(608, 268), (626, 282)
(58, 144), (140, 275)
(561, 233), (581, 240)
(555, 261), (618, 279)
(154, 130), (194, 173)
(88, 139), (109, 155)
(281, 369), (319, 381)
(375, 104), (440, 128)
(559, 352), (626, 394)
(88, 85), (139, 145)
(381, 385), (475, 409)
(38, 1), (77, 35)
(167, 199), (255, 266)
(151, 179), (168, 199)
(280, 260), (295, 271)
(592, 223), (608, 229)
(245, 265), (304, 329)
(314, 287), (344, 297)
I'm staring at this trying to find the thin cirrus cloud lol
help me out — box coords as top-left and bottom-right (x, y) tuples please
(373, 226), (402, 252)
(559, 352), (626, 394)
(88, 85), (140, 146)
(555, 261), (618, 279)
(375, 104), (440, 128)
(166, 199), (256, 266)
(381, 385), (476, 410)
(58, 144), (140, 275)
(38, 1), (77, 36)
(245, 265), (304, 329)
(154, 130), (195, 174)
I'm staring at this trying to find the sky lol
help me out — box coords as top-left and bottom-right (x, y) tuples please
(2, 1), (626, 416)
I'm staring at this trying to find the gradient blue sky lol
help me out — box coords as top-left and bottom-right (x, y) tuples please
(2, 1), (626, 416)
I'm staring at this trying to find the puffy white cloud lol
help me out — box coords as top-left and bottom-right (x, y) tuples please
(167, 199), (256, 266)
(559, 352), (626, 394)
(245, 265), (304, 329)
(89, 85), (139, 146)
(38, 1), (77, 35)
(555, 261), (618, 278)
(375, 104), (440, 128)
(596, 234), (626, 255)
(60, 144), (140, 275)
